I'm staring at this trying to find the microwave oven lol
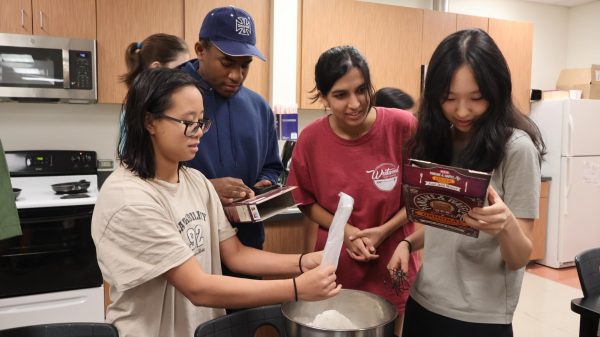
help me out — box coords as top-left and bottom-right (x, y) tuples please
(0, 33), (97, 103)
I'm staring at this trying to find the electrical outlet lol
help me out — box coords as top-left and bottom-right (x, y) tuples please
(97, 159), (114, 169)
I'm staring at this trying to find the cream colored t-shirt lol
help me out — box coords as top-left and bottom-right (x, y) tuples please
(92, 166), (237, 337)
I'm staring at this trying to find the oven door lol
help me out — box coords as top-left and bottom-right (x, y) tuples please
(0, 205), (102, 298)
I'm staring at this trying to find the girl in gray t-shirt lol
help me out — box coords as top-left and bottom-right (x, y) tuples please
(388, 28), (545, 337)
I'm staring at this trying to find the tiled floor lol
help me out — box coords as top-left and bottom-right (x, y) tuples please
(514, 263), (584, 337)
(526, 263), (581, 289)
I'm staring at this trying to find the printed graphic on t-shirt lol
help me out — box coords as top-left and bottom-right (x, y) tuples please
(176, 210), (208, 255)
(366, 163), (400, 192)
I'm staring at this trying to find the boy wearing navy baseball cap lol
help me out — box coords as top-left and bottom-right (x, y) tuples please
(180, 5), (284, 306)
(198, 6), (266, 61)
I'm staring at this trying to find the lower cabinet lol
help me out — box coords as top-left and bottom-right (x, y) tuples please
(264, 213), (316, 255)
(530, 180), (550, 260)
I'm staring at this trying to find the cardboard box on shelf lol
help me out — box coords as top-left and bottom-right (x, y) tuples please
(556, 65), (600, 99)
(541, 90), (570, 100)
(591, 84), (600, 99)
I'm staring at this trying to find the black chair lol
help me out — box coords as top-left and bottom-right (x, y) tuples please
(0, 323), (118, 337)
(571, 247), (600, 337)
(576, 248), (600, 298)
(195, 305), (286, 337)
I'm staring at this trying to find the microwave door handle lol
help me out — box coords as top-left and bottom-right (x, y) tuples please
(63, 49), (70, 88)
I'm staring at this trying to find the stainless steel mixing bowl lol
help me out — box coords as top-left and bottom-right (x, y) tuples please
(281, 289), (397, 337)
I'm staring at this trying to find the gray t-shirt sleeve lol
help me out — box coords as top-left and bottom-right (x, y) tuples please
(493, 130), (541, 219)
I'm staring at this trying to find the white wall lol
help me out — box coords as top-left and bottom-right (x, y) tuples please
(0, 103), (121, 161)
(449, 0), (569, 91)
(566, 1), (600, 68)
(363, 0), (570, 90)
(270, 0), (298, 106)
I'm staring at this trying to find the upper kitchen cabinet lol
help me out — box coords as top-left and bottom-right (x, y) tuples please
(0, 0), (95, 39)
(32, 0), (96, 39)
(300, 0), (367, 109)
(96, 0), (184, 103)
(0, 0), (33, 34)
(363, 3), (423, 101)
(421, 10), (456, 65)
(184, 0), (271, 101)
(489, 18), (533, 114)
(456, 14), (488, 32)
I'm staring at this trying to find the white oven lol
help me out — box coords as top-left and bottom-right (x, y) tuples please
(0, 150), (104, 329)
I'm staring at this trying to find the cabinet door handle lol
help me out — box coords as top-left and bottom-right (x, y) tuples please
(39, 10), (44, 30)
(21, 8), (25, 28)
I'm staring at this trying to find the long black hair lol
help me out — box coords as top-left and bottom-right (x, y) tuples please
(310, 45), (374, 110)
(119, 68), (202, 179)
(409, 29), (545, 172)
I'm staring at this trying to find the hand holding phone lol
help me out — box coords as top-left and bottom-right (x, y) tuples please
(252, 184), (281, 195)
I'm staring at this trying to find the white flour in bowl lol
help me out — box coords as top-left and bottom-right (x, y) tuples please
(308, 309), (357, 329)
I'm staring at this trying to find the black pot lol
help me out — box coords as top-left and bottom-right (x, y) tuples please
(13, 188), (21, 200)
(51, 180), (90, 194)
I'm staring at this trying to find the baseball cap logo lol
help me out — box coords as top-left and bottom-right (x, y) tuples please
(236, 17), (251, 36)
(199, 6), (266, 61)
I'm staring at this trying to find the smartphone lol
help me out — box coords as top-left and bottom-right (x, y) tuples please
(252, 184), (281, 195)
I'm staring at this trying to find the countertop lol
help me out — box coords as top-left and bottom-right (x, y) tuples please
(265, 206), (302, 222)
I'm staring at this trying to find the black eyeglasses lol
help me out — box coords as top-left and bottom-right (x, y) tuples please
(159, 114), (211, 137)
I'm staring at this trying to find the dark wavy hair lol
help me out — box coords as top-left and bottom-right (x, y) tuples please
(374, 87), (415, 110)
(120, 33), (189, 87)
(119, 68), (202, 179)
(310, 45), (374, 110)
(409, 29), (545, 171)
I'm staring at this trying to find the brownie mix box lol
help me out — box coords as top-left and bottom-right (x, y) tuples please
(402, 159), (493, 238)
(223, 185), (299, 223)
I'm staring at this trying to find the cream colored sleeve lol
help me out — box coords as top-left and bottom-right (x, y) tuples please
(95, 204), (193, 292)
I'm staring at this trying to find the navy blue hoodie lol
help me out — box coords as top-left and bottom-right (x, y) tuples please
(181, 59), (283, 248)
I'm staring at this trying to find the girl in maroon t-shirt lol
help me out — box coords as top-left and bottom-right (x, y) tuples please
(287, 46), (418, 337)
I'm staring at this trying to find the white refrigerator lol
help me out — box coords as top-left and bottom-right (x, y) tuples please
(530, 99), (600, 268)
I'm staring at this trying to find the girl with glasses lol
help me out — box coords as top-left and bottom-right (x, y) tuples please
(93, 68), (340, 337)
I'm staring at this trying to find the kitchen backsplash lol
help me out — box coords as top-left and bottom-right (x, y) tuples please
(0, 102), (121, 161)
(0, 103), (326, 166)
